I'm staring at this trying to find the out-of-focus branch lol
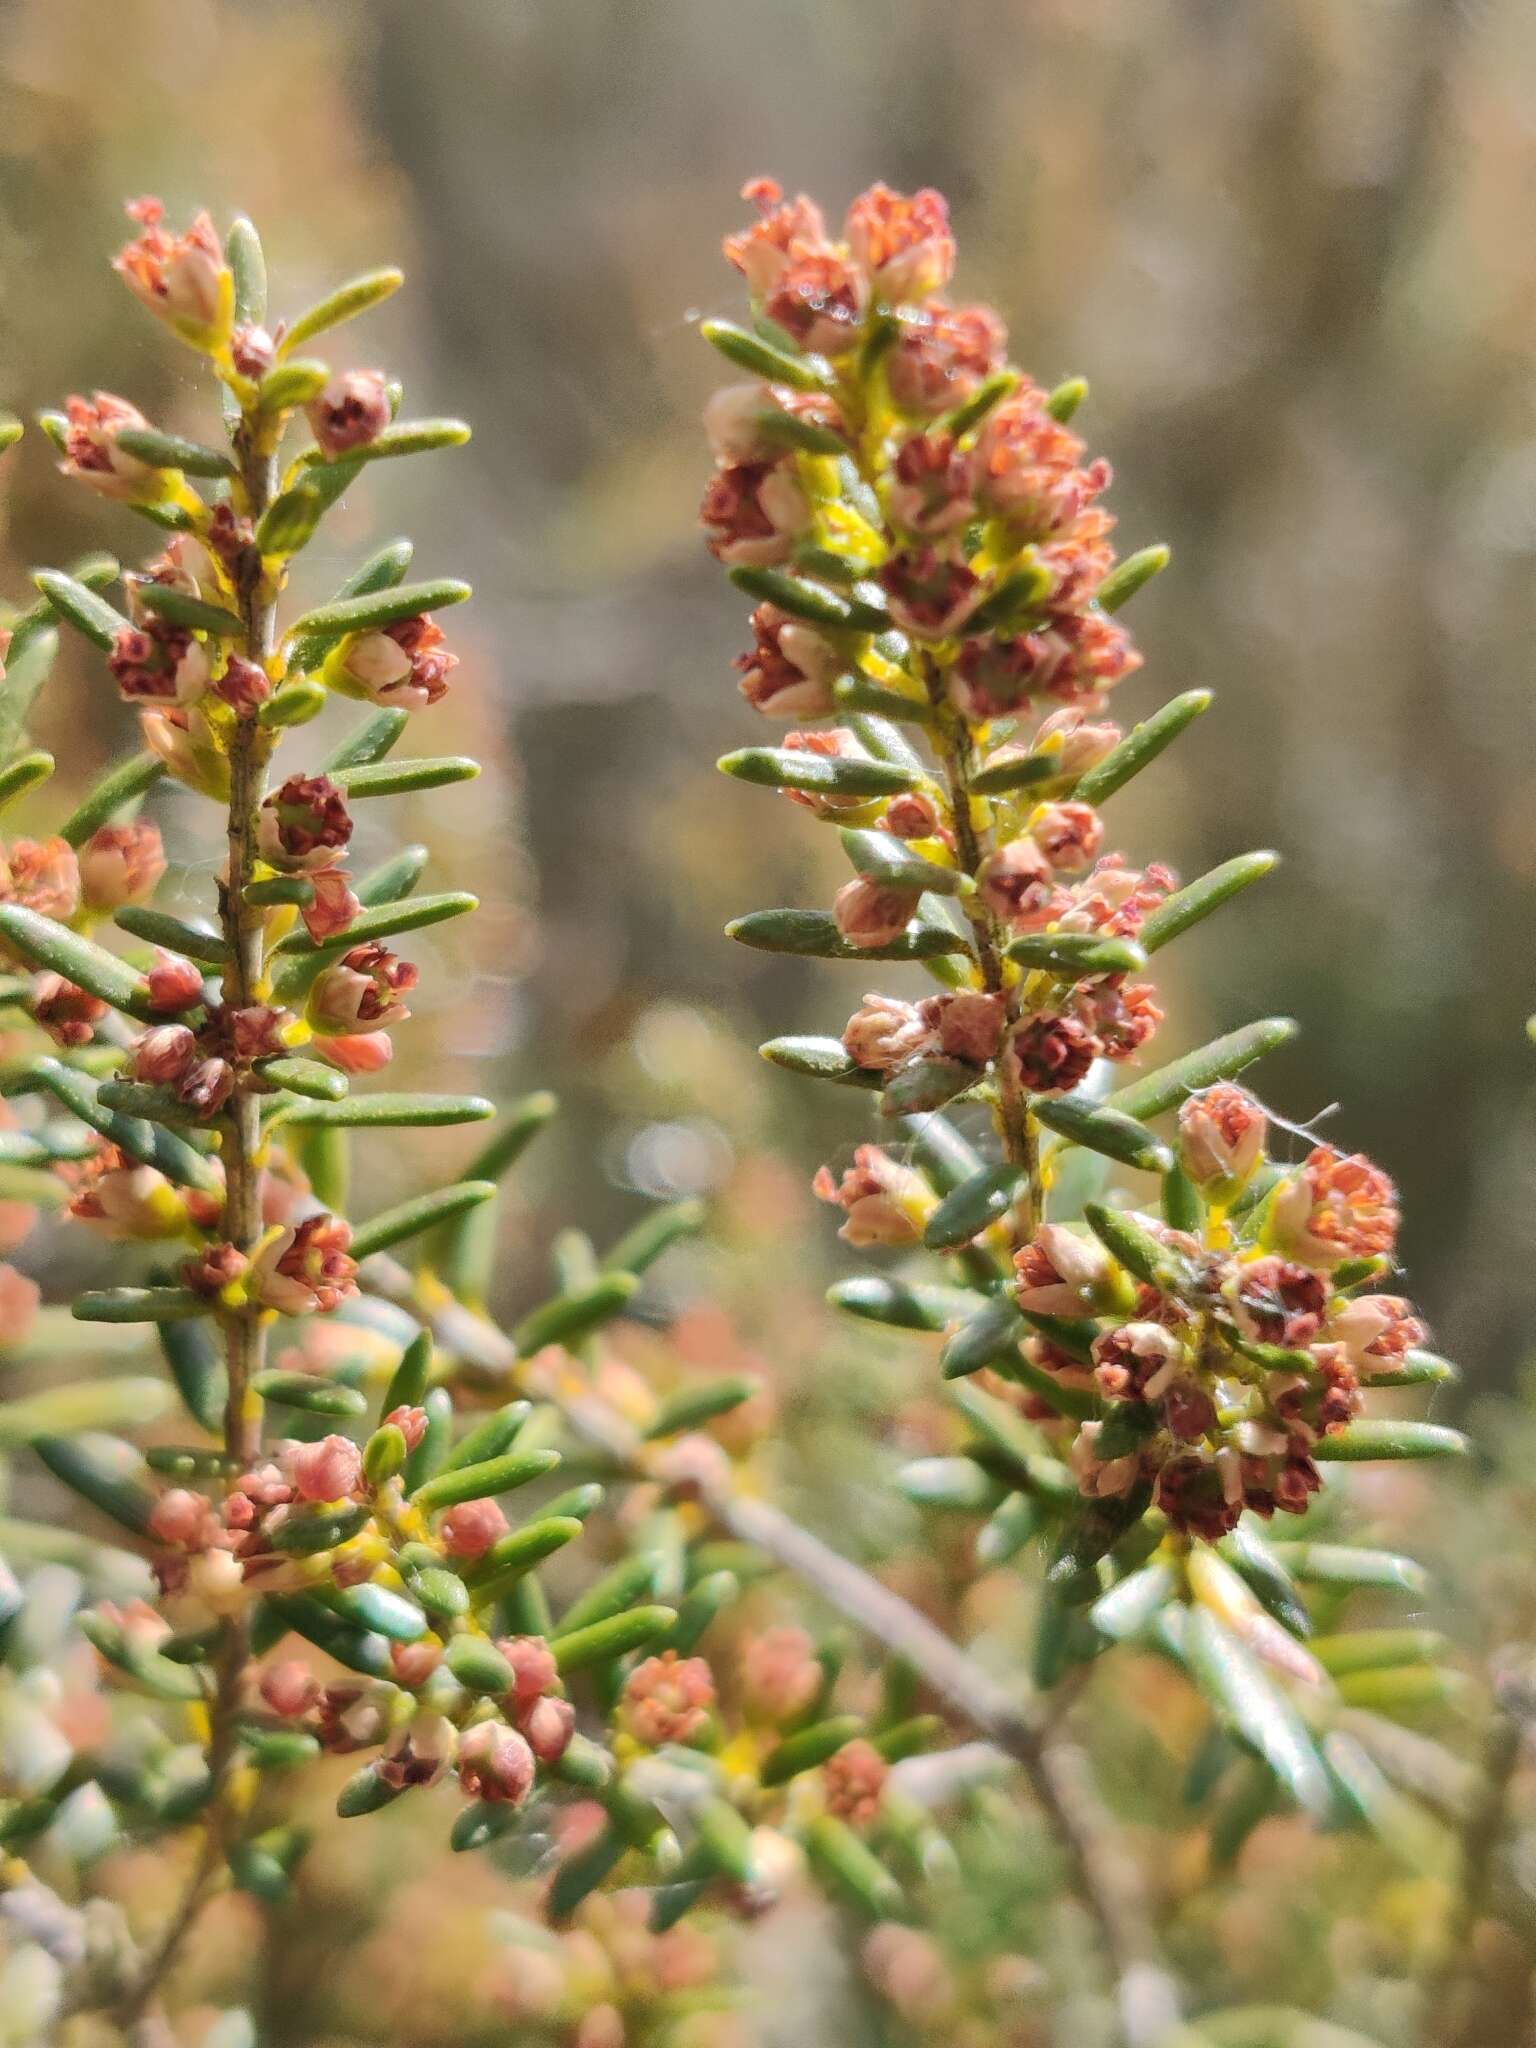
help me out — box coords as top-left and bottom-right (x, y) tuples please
(1418, 1659), (1535, 2047)
(363, 1257), (1183, 2047)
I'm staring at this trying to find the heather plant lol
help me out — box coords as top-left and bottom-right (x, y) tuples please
(0, 201), (789, 2033)
(0, 181), (1515, 2048)
(697, 177), (1492, 2043)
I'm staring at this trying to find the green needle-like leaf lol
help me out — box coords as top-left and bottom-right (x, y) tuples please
(550, 1605), (677, 1674)
(1031, 1094), (1172, 1173)
(1073, 689), (1213, 805)
(278, 1092), (495, 1129)
(288, 577), (471, 643)
(1106, 1017), (1298, 1123)
(1138, 852), (1278, 955)
(718, 746), (921, 798)
(347, 1181), (495, 1261)
(0, 906), (155, 1018)
(1312, 1420), (1470, 1462)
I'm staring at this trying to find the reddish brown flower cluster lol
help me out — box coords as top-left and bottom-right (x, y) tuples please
(1007, 1091), (1424, 1538)
(620, 1649), (717, 1748)
(336, 614), (457, 712)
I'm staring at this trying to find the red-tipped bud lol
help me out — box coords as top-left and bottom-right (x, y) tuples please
(306, 370), (391, 457)
(439, 1497), (509, 1559)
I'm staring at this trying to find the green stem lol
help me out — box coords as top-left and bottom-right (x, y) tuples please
(919, 653), (1038, 1230)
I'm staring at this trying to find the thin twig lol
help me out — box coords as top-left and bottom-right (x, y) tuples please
(1418, 1664), (1533, 2047)
(364, 1259), (1183, 2045)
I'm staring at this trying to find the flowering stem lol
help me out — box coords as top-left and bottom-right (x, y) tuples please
(365, 1259), (1179, 2042)
(919, 653), (1039, 1225)
(220, 428), (278, 1465)
(116, 400), (283, 2038)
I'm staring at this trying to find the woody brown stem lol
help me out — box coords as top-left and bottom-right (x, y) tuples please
(219, 431), (278, 1466)
(118, 414), (282, 2039)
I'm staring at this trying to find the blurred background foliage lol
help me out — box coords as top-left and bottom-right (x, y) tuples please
(0, 2), (1533, 2043)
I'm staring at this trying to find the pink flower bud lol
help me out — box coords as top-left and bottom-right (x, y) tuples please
(78, 821), (167, 912)
(260, 1659), (320, 1718)
(739, 1625), (822, 1724)
(1226, 1255), (1329, 1349)
(968, 389), (1110, 538)
(1178, 1085), (1267, 1194)
(247, 1213), (357, 1316)
(1029, 800), (1104, 874)
(496, 1634), (559, 1708)
(390, 1640), (442, 1688)
(932, 990), (1006, 1066)
(132, 1024), (197, 1084)
(813, 1145), (925, 1248)
(286, 1434), (363, 1503)
(882, 790), (948, 841)
(1069, 1419), (1147, 1504)
(877, 545), (981, 639)
(67, 1147), (186, 1241)
(1326, 1294), (1427, 1375)
(621, 1649), (716, 1748)
(888, 431), (973, 538)
(886, 302), (1008, 417)
(1005, 1011), (1100, 1095)
(59, 391), (161, 501)
(148, 1487), (208, 1547)
(699, 461), (812, 568)
(821, 1737), (888, 1825)
(230, 323), (275, 378)
(0, 837), (81, 925)
(723, 178), (830, 296)
(31, 973), (107, 1048)
(114, 197), (230, 345)
(307, 942), (416, 1035)
(214, 655), (271, 712)
(1013, 1223), (1113, 1316)
(306, 370), (392, 457)
(145, 950), (205, 1013)
(338, 616), (458, 712)
(520, 1694), (576, 1764)
(257, 774), (353, 873)
(177, 1057), (234, 1118)
(108, 620), (209, 706)
(182, 1242), (248, 1297)
(832, 877), (921, 950)
(1269, 1147), (1399, 1269)
(1032, 708), (1121, 778)
(301, 867), (360, 943)
(844, 183), (955, 302)
(316, 1030), (394, 1075)
(439, 1497), (509, 1559)
(382, 1404), (428, 1451)
(457, 1720), (536, 1806)
(976, 836), (1060, 928)
(735, 603), (842, 718)
(842, 993), (931, 1074)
